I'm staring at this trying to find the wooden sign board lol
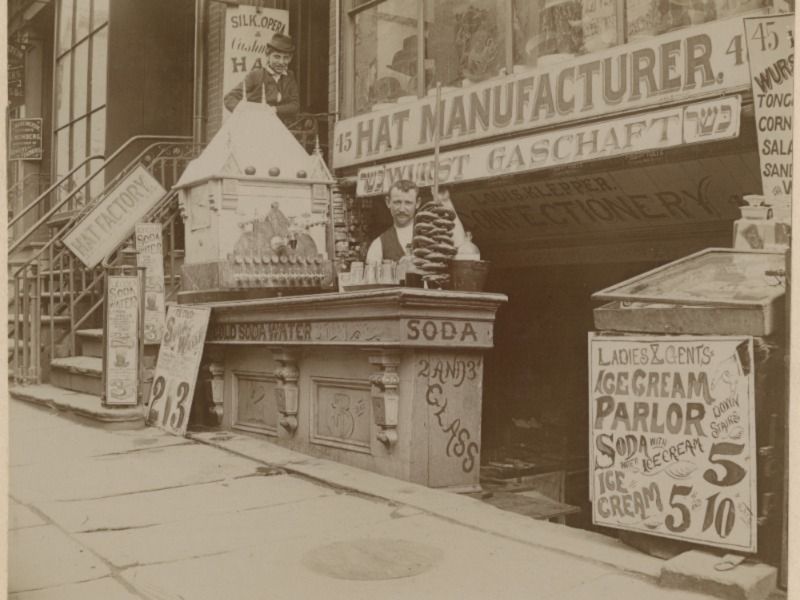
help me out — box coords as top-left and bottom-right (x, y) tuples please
(64, 165), (166, 268)
(104, 275), (141, 406)
(588, 335), (757, 552)
(135, 223), (167, 343)
(148, 305), (211, 436)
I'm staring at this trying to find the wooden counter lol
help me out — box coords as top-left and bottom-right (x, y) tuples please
(198, 288), (507, 490)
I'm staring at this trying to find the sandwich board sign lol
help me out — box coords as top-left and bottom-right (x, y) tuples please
(147, 305), (211, 436)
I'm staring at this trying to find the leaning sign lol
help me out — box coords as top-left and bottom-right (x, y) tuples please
(8, 118), (43, 161)
(357, 96), (740, 196)
(148, 305), (211, 436)
(104, 275), (141, 406)
(743, 14), (794, 201)
(588, 335), (757, 552)
(64, 165), (166, 268)
(334, 16), (753, 168)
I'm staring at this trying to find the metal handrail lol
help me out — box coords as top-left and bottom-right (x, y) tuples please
(8, 156), (104, 229)
(12, 139), (194, 274)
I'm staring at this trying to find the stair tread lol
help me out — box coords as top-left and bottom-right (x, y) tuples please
(10, 383), (144, 424)
(8, 314), (70, 323)
(51, 355), (103, 374)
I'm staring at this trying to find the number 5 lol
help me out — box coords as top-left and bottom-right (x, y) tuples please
(703, 442), (746, 487)
(665, 485), (692, 533)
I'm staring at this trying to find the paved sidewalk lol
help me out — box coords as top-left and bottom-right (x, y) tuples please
(7, 399), (755, 600)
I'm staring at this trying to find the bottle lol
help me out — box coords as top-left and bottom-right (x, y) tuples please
(456, 231), (481, 260)
(396, 251), (411, 286)
(403, 244), (424, 288)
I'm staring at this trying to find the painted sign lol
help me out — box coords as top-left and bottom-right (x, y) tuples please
(356, 96), (741, 196)
(148, 305), (211, 436)
(589, 335), (757, 552)
(453, 152), (750, 244)
(744, 15), (794, 201)
(205, 317), (493, 348)
(135, 223), (167, 344)
(64, 165), (166, 268)
(334, 16), (755, 168)
(9, 118), (43, 161)
(223, 5), (289, 118)
(105, 276), (140, 406)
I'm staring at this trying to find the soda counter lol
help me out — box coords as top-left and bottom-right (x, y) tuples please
(196, 288), (506, 490)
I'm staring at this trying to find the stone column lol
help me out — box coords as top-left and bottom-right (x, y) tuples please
(273, 349), (300, 435)
(368, 350), (401, 450)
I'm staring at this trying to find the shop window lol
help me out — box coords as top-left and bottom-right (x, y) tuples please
(626, 0), (765, 40)
(91, 27), (108, 110)
(73, 40), (89, 118)
(89, 108), (106, 198)
(352, 0), (420, 114)
(75, 0), (91, 41)
(58, 0), (74, 54)
(93, 0), (109, 27)
(425, 0), (509, 91)
(55, 56), (71, 127)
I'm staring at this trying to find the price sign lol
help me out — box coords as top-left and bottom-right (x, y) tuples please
(148, 305), (211, 436)
(589, 335), (757, 552)
(135, 223), (166, 343)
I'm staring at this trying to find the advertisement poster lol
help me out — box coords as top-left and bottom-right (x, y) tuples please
(8, 118), (43, 161)
(588, 335), (757, 552)
(105, 276), (140, 406)
(64, 165), (166, 268)
(135, 223), (166, 344)
(744, 15), (794, 201)
(223, 5), (289, 119)
(148, 305), (211, 436)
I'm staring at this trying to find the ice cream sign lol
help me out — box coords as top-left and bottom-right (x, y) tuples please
(588, 335), (757, 552)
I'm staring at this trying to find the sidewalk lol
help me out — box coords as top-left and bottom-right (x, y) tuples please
(8, 399), (778, 600)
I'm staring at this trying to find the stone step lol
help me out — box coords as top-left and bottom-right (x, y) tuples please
(8, 313), (70, 326)
(50, 355), (103, 396)
(9, 383), (145, 428)
(76, 329), (103, 358)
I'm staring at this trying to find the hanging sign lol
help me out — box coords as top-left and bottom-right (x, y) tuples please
(64, 165), (166, 269)
(334, 15), (755, 168)
(135, 223), (167, 344)
(222, 5), (289, 118)
(356, 96), (740, 196)
(148, 305), (211, 436)
(743, 14), (794, 201)
(9, 118), (43, 161)
(588, 335), (757, 552)
(104, 275), (141, 406)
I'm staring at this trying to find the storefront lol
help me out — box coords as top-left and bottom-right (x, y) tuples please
(329, 0), (790, 570)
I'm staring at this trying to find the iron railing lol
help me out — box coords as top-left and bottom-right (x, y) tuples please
(9, 136), (201, 384)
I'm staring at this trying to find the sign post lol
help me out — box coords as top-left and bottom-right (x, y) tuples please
(148, 305), (211, 436)
(103, 269), (144, 407)
(588, 335), (757, 553)
(743, 15), (794, 202)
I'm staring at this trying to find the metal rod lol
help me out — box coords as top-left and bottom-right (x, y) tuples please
(432, 82), (442, 199)
(31, 264), (41, 383)
(21, 269), (30, 384)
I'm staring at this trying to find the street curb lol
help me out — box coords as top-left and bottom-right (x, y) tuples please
(10, 384), (145, 428)
(186, 431), (782, 600)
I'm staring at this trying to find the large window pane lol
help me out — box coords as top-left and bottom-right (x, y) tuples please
(353, 0), (419, 114)
(54, 128), (71, 201)
(425, 0), (508, 91)
(75, 0), (91, 41)
(93, 0), (109, 27)
(91, 27), (108, 110)
(89, 108), (107, 199)
(514, 0), (617, 68)
(73, 40), (89, 118)
(626, 0), (759, 39)
(72, 118), (88, 205)
(55, 56), (71, 126)
(58, 0), (74, 54)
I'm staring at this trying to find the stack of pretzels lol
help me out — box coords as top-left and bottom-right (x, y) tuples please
(412, 201), (457, 288)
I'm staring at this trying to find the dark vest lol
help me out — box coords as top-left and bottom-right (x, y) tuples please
(379, 227), (406, 261)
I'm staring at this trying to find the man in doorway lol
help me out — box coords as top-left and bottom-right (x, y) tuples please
(223, 32), (299, 123)
(366, 180), (466, 262)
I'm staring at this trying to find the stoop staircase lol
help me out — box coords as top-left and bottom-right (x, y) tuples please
(8, 135), (201, 427)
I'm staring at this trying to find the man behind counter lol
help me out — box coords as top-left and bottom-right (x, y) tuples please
(366, 180), (465, 263)
(223, 32), (299, 123)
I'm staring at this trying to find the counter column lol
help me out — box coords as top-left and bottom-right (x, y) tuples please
(273, 349), (301, 435)
(368, 350), (402, 450)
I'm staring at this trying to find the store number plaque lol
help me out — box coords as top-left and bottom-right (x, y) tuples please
(148, 305), (211, 436)
(588, 335), (757, 552)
